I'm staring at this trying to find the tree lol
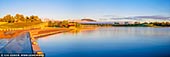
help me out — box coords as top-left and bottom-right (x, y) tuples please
(14, 14), (25, 22)
(0, 18), (3, 22)
(60, 20), (69, 28)
(19, 14), (25, 22)
(29, 15), (41, 22)
(2, 14), (15, 23)
(0, 14), (42, 23)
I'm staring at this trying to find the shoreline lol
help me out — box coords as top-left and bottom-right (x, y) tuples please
(0, 27), (72, 54)
(29, 27), (72, 38)
(28, 27), (72, 54)
(1, 26), (169, 54)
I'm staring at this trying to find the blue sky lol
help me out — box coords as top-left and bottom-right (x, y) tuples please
(0, 0), (170, 19)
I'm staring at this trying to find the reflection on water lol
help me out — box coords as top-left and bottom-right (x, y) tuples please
(68, 27), (98, 35)
(38, 27), (170, 57)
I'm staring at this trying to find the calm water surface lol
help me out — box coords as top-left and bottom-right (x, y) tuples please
(38, 27), (170, 57)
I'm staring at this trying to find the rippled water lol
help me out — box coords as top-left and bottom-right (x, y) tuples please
(38, 27), (170, 57)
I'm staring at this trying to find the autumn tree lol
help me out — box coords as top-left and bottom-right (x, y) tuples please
(14, 14), (26, 22)
(29, 15), (41, 23)
(0, 14), (42, 23)
(59, 20), (69, 28)
(2, 14), (15, 23)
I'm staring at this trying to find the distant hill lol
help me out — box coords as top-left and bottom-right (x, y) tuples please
(81, 19), (96, 22)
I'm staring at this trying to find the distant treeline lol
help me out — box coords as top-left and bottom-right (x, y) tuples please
(0, 14), (42, 23)
(81, 22), (170, 27)
(113, 22), (170, 27)
(47, 20), (81, 28)
(1, 14), (169, 27)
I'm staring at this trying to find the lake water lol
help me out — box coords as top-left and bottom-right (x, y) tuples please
(38, 27), (170, 57)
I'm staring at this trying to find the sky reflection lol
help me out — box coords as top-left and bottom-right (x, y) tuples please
(38, 27), (170, 57)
